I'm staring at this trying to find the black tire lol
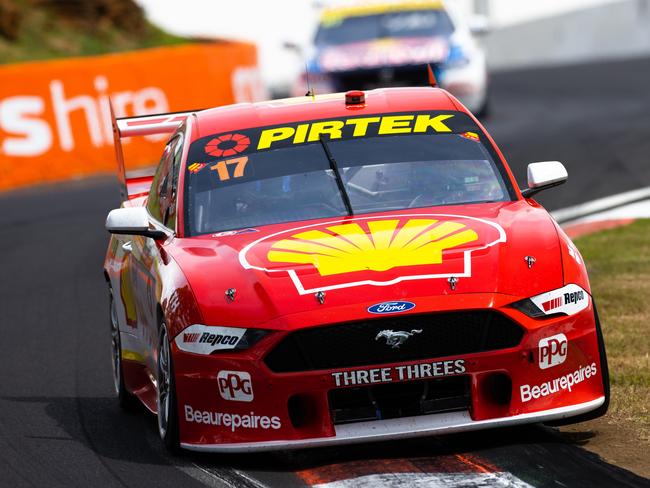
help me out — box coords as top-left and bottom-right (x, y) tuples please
(545, 299), (610, 426)
(109, 288), (139, 411)
(156, 322), (180, 452)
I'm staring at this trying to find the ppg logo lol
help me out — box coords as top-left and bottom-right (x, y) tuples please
(217, 371), (253, 402)
(538, 334), (568, 370)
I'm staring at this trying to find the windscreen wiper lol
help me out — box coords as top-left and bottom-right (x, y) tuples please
(319, 137), (354, 216)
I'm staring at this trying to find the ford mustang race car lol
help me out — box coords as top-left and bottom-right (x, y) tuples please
(294, 0), (490, 116)
(104, 85), (609, 453)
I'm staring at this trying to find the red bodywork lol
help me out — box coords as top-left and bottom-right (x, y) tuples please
(104, 88), (608, 452)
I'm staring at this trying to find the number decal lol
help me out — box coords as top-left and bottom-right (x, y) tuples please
(210, 161), (230, 181)
(229, 157), (249, 178)
(210, 157), (249, 182)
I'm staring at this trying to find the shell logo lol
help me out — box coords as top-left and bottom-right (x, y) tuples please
(239, 214), (506, 295)
(267, 219), (478, 277)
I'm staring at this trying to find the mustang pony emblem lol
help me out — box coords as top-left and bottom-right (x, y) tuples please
(375, 329), (423, 349)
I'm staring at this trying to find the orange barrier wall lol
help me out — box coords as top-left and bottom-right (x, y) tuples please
(0, 42), (265, 191)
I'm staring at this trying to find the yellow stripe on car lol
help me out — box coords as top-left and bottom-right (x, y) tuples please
(321, 0), (444, 26)
(122, 349), (145, 363)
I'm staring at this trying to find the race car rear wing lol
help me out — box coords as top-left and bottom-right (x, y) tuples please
(110, 102), (200, 200)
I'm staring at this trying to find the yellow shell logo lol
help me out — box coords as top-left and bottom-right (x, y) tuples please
(267, 219), (478, 277)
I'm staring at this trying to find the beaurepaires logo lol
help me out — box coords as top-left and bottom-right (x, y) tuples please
(239, 214), (505, 295)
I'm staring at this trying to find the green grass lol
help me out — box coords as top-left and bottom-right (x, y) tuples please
(575, 219), (650, 441)
(0, 0), (188, 64)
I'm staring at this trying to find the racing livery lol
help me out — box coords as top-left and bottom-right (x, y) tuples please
(104, 86), (609, 452)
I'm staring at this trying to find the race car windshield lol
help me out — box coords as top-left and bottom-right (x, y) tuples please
(184, 114), (513, 236)
(316, 10), (454, 46)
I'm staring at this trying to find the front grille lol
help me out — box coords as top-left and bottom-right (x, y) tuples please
(331, 64), (439, 92)
(329, 376), (470, 425)
(264, 311), (524, 373)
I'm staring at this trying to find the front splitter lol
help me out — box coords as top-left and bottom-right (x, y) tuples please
(181, 396), (604, 453)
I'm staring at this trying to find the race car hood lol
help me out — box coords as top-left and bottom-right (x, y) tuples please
(169, 200), (564, 330)
(318, 36), (450, 73)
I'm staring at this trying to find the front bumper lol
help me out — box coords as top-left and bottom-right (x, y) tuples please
(173, 300), (606, 451)
(181, 397), (604, 453)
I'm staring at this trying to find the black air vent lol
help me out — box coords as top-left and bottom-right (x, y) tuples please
(264, 311), (523, 373)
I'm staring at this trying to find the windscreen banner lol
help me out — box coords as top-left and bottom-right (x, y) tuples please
(0, 43), (266, 191)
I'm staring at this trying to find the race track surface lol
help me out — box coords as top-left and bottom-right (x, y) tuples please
(488, 56), (650, 211)
(1, 56), (650, 487)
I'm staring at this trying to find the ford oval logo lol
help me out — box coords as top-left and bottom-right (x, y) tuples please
(368, 301), (416, 315)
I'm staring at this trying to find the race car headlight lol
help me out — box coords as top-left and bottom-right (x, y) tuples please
(510, 298), (546, 318)
(235, 329), (270, 350)
(174, 324), (270, 355)
(511, 284), (590, 318)
(444, 44), (470, 69)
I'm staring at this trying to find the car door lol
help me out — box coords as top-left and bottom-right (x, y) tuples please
(127, 133), (184, 371)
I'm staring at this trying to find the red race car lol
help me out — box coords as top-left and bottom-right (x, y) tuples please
(104, 86), (609, 453)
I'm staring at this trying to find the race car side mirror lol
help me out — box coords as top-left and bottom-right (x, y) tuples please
(521, 161), (568, 198)
(282, 40), (304, 56)
(105, 207), (167, 240)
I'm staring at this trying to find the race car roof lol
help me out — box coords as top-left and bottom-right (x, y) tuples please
(193, 87), (462, 138)
(320, 0), (444, 24)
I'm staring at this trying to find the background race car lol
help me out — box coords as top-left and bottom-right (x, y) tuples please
(294, 0), (490, 116)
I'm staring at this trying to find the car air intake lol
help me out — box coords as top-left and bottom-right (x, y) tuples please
(329, 376), (471, 425)
(264, 311), (523, 373)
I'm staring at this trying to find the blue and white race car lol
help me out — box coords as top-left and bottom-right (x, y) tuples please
(294, 0), (490, 116)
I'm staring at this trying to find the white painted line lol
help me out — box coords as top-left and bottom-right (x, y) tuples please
(551, 185), (650, 224)
(186, 463), (240, 488)
(562, 199), (650, 226)
(176, 463), (269, 488)
(231, 469), (269, 488)
(311, 472), (534, 488)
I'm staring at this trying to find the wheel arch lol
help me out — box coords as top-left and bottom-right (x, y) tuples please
(545, 299), (610, 426)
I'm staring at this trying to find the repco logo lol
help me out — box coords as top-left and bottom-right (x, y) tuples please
(538, 333), (568, 370)
(196, 332), (240, 347)
(564, 290), (584, 304)
(217, 371), (253, 402)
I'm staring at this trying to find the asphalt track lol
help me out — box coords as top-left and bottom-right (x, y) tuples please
(2, 56), (650, 487)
